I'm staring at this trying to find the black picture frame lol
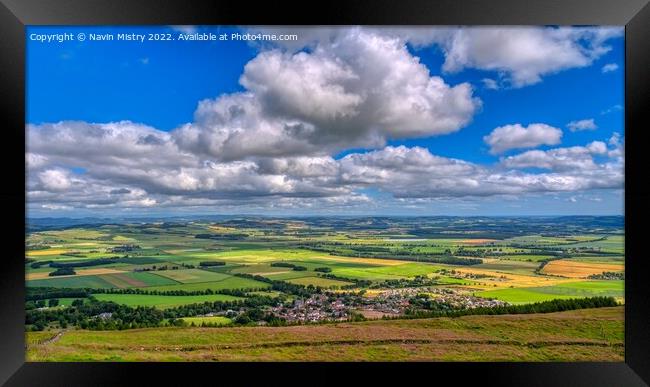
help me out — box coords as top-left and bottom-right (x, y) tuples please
(1, 0), (648, 385)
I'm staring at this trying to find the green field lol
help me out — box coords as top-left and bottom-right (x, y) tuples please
(529, 281), (624, 298)
(153, 269), (231, 284)
(474, 260), (540, 274)
(92, 294), (243, 309)
(286, 276), (353, 288)
(26, 271), (180, 289)
(143, 276), (271, 292)
(101, 272), (180, 288)
(328, 265), (437, 280)
(230, 264), (292, 275)
(263, 271), (314, 280)
(180, 316), (232, 326)
(475, 280), (624, 304)
(475, 288), (578, 303)
(27, 275), (117, 289)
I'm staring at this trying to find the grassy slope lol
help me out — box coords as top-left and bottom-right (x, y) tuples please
(26, 306), (623, 362)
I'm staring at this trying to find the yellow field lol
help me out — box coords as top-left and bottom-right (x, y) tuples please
(320, 255), (408, 266)
(26, 268), (125, 280)
(40, 229), (108, 239)
(453, 267), (577, 290)
(542, 260), (624, 278)
(204, 250), (407, 266)
(26, 249), (69, 256)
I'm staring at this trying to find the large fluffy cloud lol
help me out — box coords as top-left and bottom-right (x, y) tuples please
(250, 26), (622, 87)
(429, 27), (621, 87)
(339, 145), (622, 198)
(501, 141), (611, 171)
(174, 28), (480, 161)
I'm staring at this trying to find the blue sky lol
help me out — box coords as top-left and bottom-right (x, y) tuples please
(26, 26), (625, 217)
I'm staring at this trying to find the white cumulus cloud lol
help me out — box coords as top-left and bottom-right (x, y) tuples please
(484, 123), (563, 154)
(567, 118), (597, 132)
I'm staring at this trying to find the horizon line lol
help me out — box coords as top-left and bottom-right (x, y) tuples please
(26, 213), (626, 220)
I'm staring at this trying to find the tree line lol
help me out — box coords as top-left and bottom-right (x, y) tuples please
(270, 262), (308, 271)
(400, 296), (618, 320)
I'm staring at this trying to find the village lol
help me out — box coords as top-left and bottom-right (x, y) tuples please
(266, 287), (509, 323)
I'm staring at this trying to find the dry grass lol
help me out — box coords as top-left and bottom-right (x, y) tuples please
(542, 260), (624, 278)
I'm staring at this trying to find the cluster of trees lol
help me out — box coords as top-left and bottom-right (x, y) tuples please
(368, 275), (439, 289)
(162, 296), (279, 320)
(234, 273), (319, 298)
(437, 268), (493, 280)
(232, 309), (287, 326)
(270, 262), (295, 268)
(89, 286), (263, 298)
(25, 299), (61, 310)
(48, 257), (123, 269)
(147, 264), (179, 271)
(195, 233), (248, 240)
(407, 293), (456, 312)
(26, 300), (165, 331)
(318, 273), (372, 289)
(26, 287), (90, 301)
(32, 258), (119, 273)
(29, 260), (52, 269)
(588, 271), (625, 280)
(199, 261), (226, 267)
(133, 264), (182, 272)
(534, 257), (564, 275)
(314, 267), (332, 273)
(26, 285), (272, 303)
(31, 256), (156, 271)
(107, 244), (140, 253)
(26, 297), (295, 331)
(49, 267), (76, 276)
(269, 262), (307, 271)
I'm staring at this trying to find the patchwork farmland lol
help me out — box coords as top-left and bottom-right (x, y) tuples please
(25, 216), (625, 361)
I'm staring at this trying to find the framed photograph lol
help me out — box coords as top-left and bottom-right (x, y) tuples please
(1, 0), (648, 385)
